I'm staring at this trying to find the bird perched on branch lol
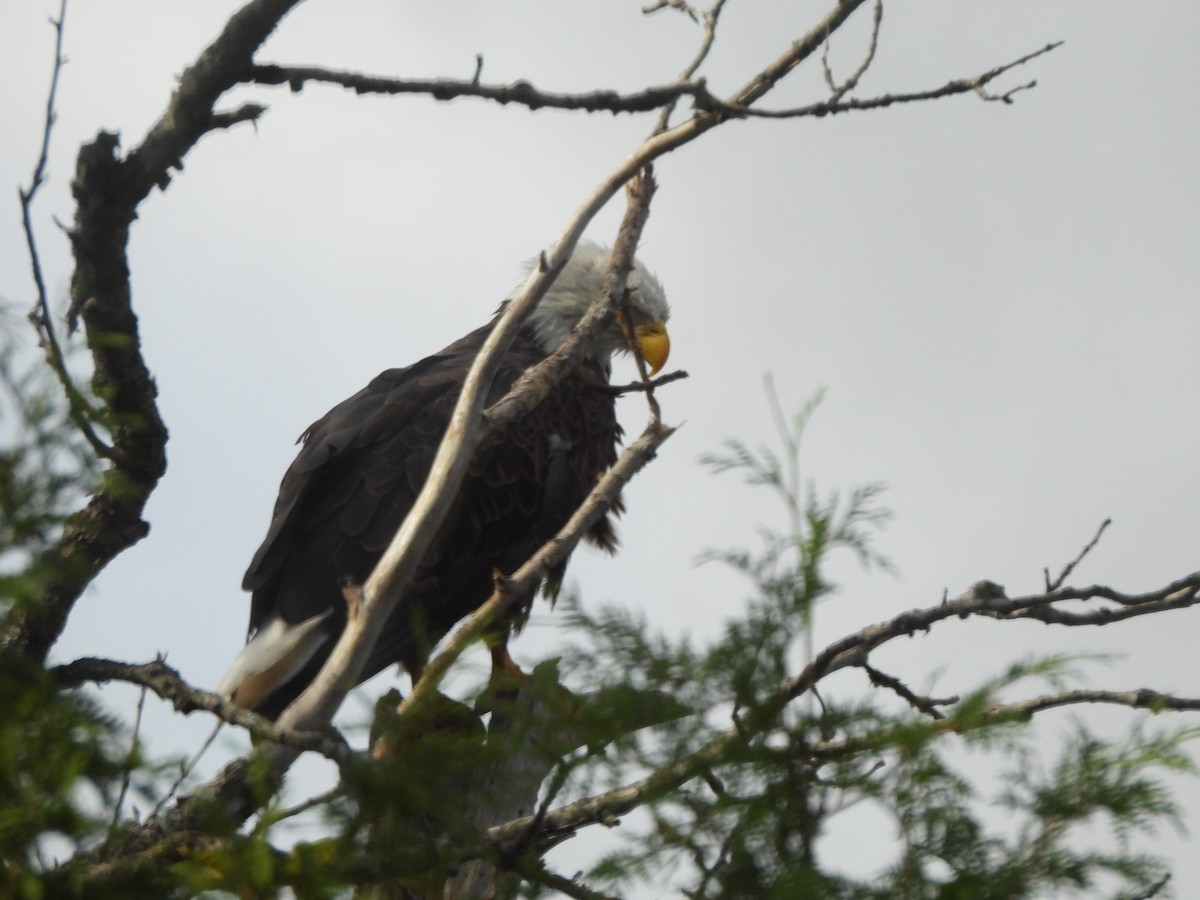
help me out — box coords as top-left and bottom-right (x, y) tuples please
(218, 241), (670, 719)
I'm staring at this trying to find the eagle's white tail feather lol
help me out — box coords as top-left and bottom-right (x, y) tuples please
(218, 612), (332, 711)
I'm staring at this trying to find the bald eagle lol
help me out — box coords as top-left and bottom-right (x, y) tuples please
(218, 241), (670, 718)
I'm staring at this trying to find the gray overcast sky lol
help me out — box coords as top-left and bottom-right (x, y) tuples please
(3, 1), (1198, 894)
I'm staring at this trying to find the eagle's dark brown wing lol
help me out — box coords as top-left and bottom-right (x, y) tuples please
(239, 321), (621, 717)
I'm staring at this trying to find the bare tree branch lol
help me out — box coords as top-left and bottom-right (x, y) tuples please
(482, 170), (660, 431)
(730, 0), (871, 107)
(983, 579), (1200, 626)
(275, 785), (343, 823)
(724, 40), (1064, 119)
(251, 63), (709, 114)
(998, 688), (1200, 719)
(787, 575), (1200, 702)
(485, 677), (1200, 859)
(51, 656), (356, 765)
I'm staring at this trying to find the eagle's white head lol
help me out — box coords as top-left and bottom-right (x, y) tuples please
(524, 240), (671, 374)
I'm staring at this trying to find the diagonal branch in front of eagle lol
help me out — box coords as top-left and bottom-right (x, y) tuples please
(219, 241), (671, 719)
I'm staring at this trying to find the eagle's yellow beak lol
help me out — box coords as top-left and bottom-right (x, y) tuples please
(635, 321), (670, 376)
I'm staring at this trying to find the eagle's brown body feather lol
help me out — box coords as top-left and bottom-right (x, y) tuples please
(241, 320), (621, 718)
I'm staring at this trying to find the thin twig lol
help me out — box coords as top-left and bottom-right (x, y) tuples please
(1123, 873), (1172, 900)
(724, 40), (1063, 119)
(643, 0), (701, 23)
(1045, 518), (1112, 591)
(861, 662), (957, 719)
(605, 368), (688, 395)
(517, 749), (588, 856)
(107, 684), (148, 844)
(975, 77), (1039, 105)
(149, 720), (224, 821)
(821, 0), (882, 103)
(517, 858), (619, 900)
(208, 102), (268, 131)
(649, 0), (729, 133)
(611, 169), (664, 422)
(17, 0), (114, 460)
(275, 785), (345, 823)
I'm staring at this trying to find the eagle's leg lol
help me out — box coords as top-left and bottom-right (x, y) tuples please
(473, 638), (527, 715)
(484, 568), (528, 686)
(487, 640), (527, 685)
